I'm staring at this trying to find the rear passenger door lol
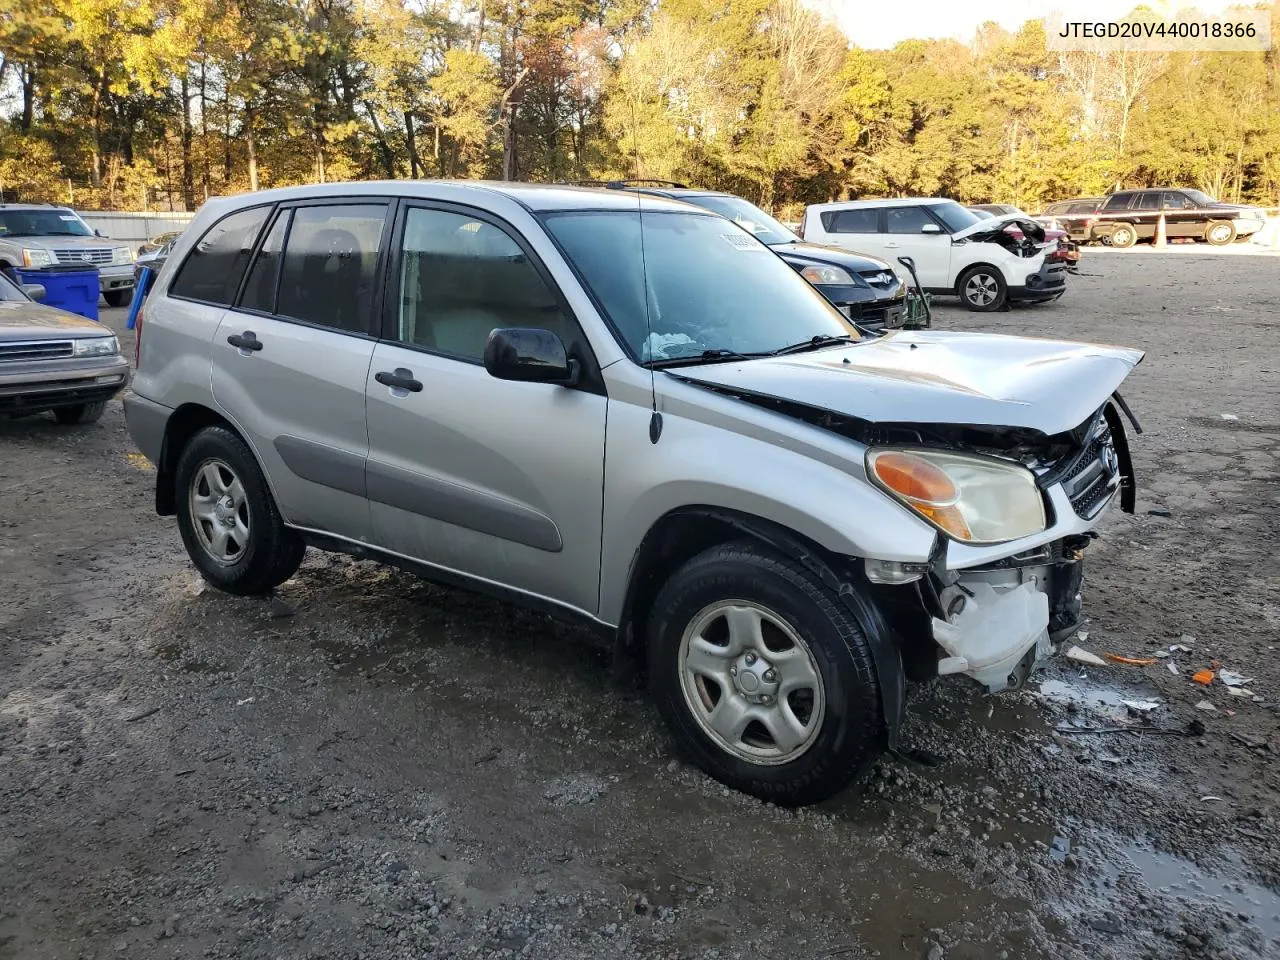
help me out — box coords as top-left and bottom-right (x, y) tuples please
(363, 203), (607, 616)
(819, 207), (881, 258)
(210, 200), (392, 542)
(1130, 192), (1161, 238)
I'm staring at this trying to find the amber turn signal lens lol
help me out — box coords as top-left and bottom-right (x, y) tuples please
(871, 452), (958, 506)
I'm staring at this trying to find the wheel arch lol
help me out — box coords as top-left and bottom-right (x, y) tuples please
(155, 403), (249, 516)
(954, 260), (1005, 293)
(614, 505), (909, 750)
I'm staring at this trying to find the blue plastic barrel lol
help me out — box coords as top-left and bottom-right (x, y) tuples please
(14, 265), (100, 321)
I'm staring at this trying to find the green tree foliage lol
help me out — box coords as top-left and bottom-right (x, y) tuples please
(0, 0), (1274, 211)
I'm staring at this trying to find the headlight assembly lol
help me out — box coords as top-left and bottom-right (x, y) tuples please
(22, 248), (53, 267)
(73, 336), (119, 357)
(867, 448), (1046, 544)
(800, 264), (855, 285)
(113, 246), (136, 264)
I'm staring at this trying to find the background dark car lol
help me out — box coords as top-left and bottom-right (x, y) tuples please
(1091, 188), (1267, 247)
(1040, 198), (1102, 243)
(581, 181), (908, 330)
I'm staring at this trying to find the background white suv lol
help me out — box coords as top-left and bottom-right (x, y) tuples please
(801, 198), (1067, 312)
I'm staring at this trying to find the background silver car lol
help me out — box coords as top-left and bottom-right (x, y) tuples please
(124, 181), (1142, 805)
(0, 204), (137, 306)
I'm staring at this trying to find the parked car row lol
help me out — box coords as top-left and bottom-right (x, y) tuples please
(1038, 188), (1268, 247)
(118, 180), (1143, 805)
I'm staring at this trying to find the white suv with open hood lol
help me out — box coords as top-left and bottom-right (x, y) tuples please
(801, 198), (1067, 311)
(125, 181), (1140, 806)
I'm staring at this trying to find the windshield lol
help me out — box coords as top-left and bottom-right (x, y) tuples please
(969, 208), (995, 219)
(543, 210), (859, 362)
(930, 201), (984, 233)
(0, 273), (30, 302)
(1184, 189), (1217, 206)
(678, 195), (797, 246)
(0, 209), (94, 238)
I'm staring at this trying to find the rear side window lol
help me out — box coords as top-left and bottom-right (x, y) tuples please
(1134, 193), (1160, 211)
(886, 206), (936, 234)
(276, 204), (387, 334)
(1103, 193), (1133, 212)
(170, 206), (271, 305)
(239, 211), (290, 314)
(821, 208), (878, 233)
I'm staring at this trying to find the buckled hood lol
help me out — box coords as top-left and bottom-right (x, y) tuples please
(672, 330), (1144, 436)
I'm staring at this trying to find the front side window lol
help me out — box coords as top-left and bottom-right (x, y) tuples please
(543, 210), (859, 363)
(886, 206), (938, 234)
(397, 208), (575, 361)
(170, 206), (271, 305)
(1163, 192), (1193, 210)
(276, 204), (386, 334)
(0, 209), (94, 238)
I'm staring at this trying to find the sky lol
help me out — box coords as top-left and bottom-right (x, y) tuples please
(807, 0), (1249, 49)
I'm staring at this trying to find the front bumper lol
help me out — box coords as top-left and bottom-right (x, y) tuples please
(98, 263), (136, 293)
(1008, 259), (1068, 301)
(122, 391), (171, 464)
(820, 284), (907, 330)
(0, 356), (130, 413)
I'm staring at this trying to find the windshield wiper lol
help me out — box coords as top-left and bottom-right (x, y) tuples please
(769, 334), (860, 357)
(644, 348), (767, 370)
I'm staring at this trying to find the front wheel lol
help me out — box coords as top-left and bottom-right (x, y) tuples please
(175, 425), (305, 595)
(957, 266), (1007, 312)
(54, 401), (106, 425)
(103, 289), (132, 308)
(1109, 224), (1137, 248)
(1205, 221), (1236, 246)
(648, 542), (884, 806)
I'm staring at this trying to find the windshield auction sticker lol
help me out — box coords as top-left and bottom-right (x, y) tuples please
(1045, 6), (1270, 51)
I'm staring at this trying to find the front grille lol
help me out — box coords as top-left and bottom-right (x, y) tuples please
(1059, 422), (1120, 518)
(858, 270), (897, 288)
(0, 339), (74, 362)
(53, 248), (113, 265)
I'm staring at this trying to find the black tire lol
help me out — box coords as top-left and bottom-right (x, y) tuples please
(1205, 220), (1236, 246)
(53, 401), (106, 424)
(1109, 223), (1137, 248)
(956, 265), (1007, 312)
(174, 425), (304, 595)
(648, 541), (884, 806)
(103, 289), (132, 308)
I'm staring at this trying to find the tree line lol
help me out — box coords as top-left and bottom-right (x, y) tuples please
(0, 0), (1275, 216)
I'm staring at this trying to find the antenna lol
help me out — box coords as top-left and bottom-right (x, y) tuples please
(629, 92), (661, 443)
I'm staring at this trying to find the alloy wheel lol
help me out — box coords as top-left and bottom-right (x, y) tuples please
(964, 272), (999, 306)
(677, 600), (825, 765)
(189, 458), (251, 563)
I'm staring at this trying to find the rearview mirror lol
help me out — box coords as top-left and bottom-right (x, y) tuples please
(921, 223), (942, 234)
(21, 283), (46, 301)
(484, 328), (579, 386)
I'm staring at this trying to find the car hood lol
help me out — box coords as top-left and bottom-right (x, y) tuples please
(14, 234), (119, 250)
(0, 300), (107, 340)
(671, 330), (1144, 436)
(770, 240), (891, 273)
(953, 214), (1047, 243)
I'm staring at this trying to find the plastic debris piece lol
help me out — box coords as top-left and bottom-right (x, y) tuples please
(1195, 700), (1217, 712)
(1066, 645), (1107, 667)
(1146, 507), (1172, 517)
(1154, 650), (1170, 658)
(1220, 413), (1238, 421)
(1104, 654), (1157, 666)
(1077, 630), (1089, 643)
(1167, 662), (1180, 675)
(1169, 644), (1193, 653)
(1192, 669), (1215, 685)
(1122, 700), (1160, 713)
(1201, 795), (1224, 802)
(1218, 670), (1254, 687)
(1179, 634), (1196, 645)
(236, 696), (256, 706)
(1228, 687), (1254, 698)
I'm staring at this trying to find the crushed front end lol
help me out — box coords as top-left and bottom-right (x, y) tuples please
(866, 400), (1138, 694)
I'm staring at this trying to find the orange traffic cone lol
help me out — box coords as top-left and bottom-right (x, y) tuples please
(1153, 212), (1168, 247)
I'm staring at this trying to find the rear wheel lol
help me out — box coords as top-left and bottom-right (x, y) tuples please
(1109, 224), (1137, 248)
(648, 541), (884, 806)
(53, 401), (106, 425)
(175, 425), (305, 595)
(1205, 221), (1236, 246)
(103, 289), (132, 308)
(957, 266), (1007, 312)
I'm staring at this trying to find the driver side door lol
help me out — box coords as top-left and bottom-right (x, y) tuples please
(363, 203), (608, 617)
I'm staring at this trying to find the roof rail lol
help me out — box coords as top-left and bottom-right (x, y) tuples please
(556, 178), (690, 190)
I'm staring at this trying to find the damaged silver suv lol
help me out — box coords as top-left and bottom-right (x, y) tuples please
(124, 182), (1143, 806)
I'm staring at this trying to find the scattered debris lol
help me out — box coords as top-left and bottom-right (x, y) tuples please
(236, 696), (256, 706)
(1218, 670), (1254, 687)
(1146, 507), (1172, 517)
(1220, 413), (1239, 421)
(1169, 644), (1193, 653)
(1232, 733), (1268, 749)
(1192, 669), (1215, 685)
(1066, 645), (1107, 667)
(1122, 700), (1160, 714)
(1195, 700), (1217, 712)
(125, 706), (161, 723)
(1049, 836), (1071, 861)
(543, 774), (609, 806)
(1227, 687), (1254, 698)
(1104, 654), (1157, 666)
(1167, 661), (1180, 675)
(1200, 795), (1224, 803)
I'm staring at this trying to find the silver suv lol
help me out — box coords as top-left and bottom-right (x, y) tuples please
(124, 182), (1144, 805)
(0, 204), (137, 306)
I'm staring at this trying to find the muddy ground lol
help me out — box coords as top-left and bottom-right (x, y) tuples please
(2, 250), (1279, 960)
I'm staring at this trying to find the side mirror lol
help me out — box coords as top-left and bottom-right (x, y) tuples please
(94, 228), (106, 238)
(921, 223), (942, 234)
(483, 328), (579, 386)
(21, 283), (46, 301)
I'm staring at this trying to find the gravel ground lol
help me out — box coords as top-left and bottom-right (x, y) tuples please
(2, 250), (1279, 960)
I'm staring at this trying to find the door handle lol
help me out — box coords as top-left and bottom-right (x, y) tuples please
(884, 241), (900, 248)
(375, 368), (423, 393)
(227, 331), (263, 352)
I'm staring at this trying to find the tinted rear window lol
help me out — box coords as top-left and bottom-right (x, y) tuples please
(170, 206), (271, 305)
(821, 208), (878, 233)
